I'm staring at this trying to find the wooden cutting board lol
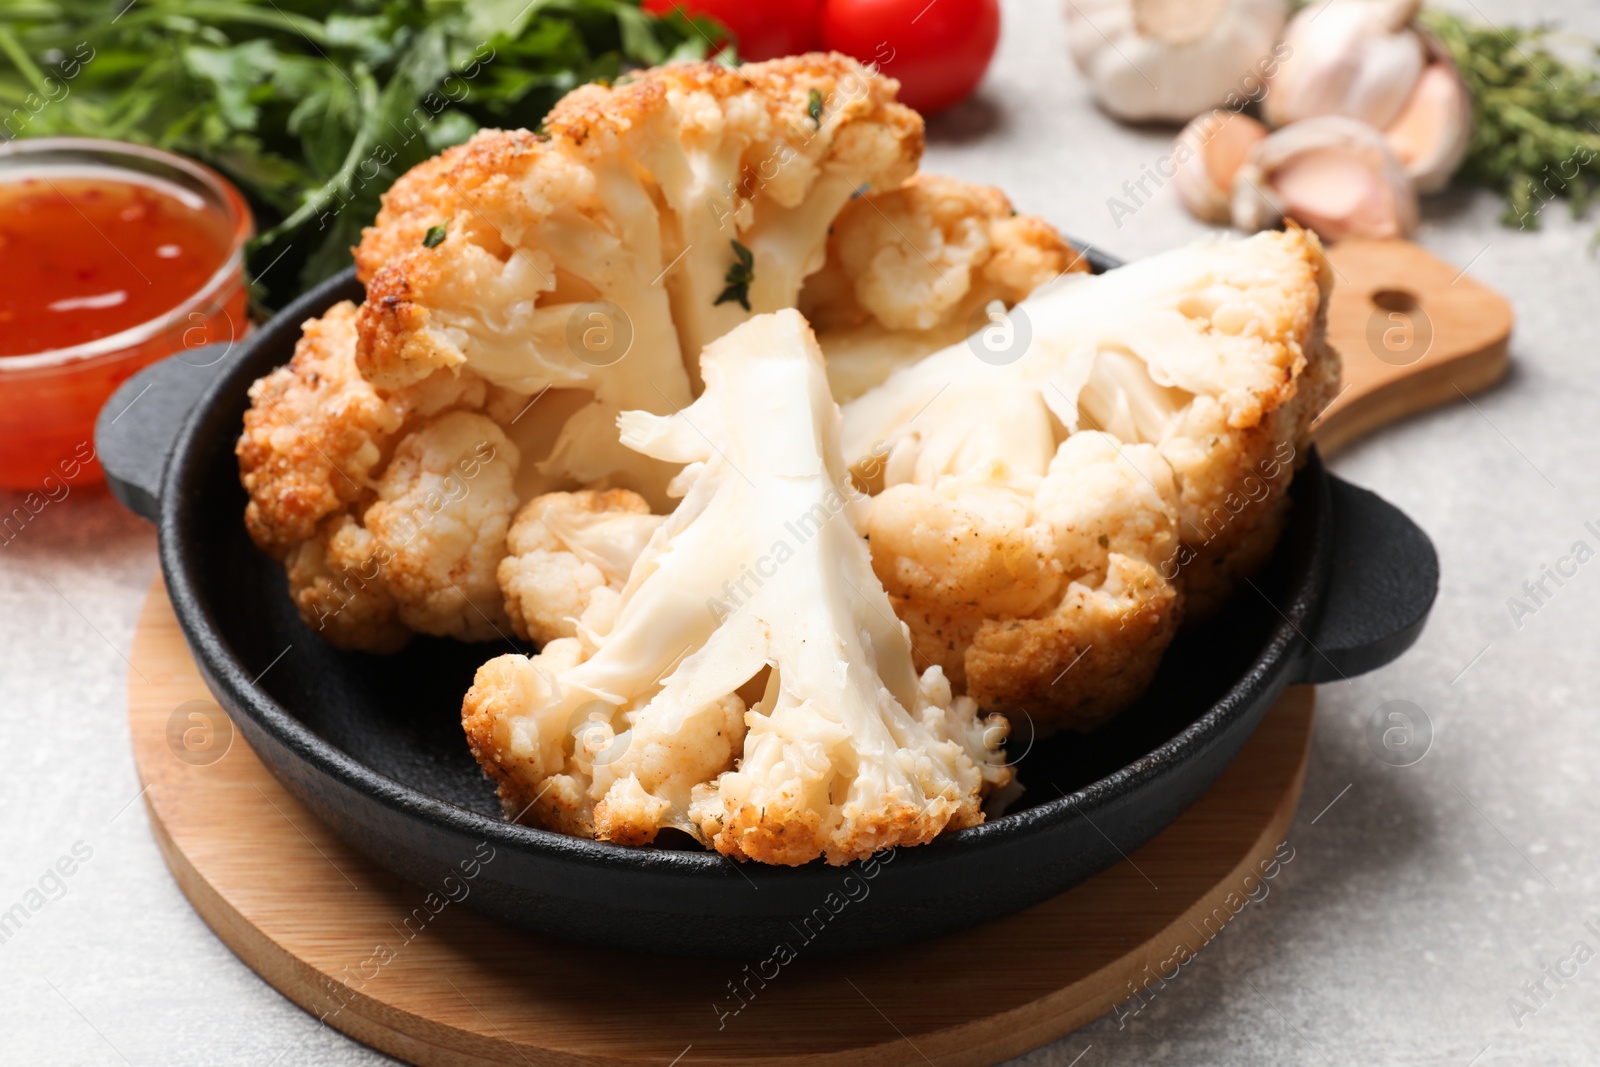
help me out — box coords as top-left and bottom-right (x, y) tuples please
(125, 238), (1508, 1066)
(1312, 238), (1512, 456)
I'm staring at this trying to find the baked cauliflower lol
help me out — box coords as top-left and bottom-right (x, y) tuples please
(355, 53), (923, 505)
(463, 310), (1010, 865)
(841, 228), (1339, 730)
(239, 53), (1081, 654)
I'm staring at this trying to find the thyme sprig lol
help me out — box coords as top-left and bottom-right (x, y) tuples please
(1423, 9), (1600, 229)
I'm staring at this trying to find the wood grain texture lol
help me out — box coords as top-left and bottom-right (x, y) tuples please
(1313, 238), (1513, 456)
(129, 579), (1313, 1067)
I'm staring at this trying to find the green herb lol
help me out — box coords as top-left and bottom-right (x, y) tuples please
(714, 238), (754, 311)
(422, 219), (449, 247)
(807, 87), (823, 128)
(1422, 9), (1600, 230)
(0, 0), (731, 308)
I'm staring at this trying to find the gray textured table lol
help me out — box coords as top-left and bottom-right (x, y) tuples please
(4, 1), (1599, 1063)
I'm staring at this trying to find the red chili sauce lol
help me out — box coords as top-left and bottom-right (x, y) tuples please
(0, 169), (246, 490)
(0, 172), (233, 356)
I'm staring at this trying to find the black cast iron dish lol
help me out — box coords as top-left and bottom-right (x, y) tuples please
(98, 258), (1438, 959)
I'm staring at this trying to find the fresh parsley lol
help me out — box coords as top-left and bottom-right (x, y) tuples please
(714, 238), (754, 311)
(422, 220), (449, 248)
(807, 87), (823, 128)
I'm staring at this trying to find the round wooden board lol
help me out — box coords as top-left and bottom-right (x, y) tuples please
(129, 578), (1313, 1067)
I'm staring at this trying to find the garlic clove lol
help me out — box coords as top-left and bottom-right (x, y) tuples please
(1264, 0), (1426, 130)
(1232, 115), (1419, 241)
(1174, 110), (1270, 223)
(1384, 60), (1473, 193)
(1065, 0), (1290, 124)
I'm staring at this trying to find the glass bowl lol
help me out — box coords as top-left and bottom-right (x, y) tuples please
(0, 137), (253, 491)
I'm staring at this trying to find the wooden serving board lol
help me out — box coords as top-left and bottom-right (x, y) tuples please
(1312, 238), (1513, 456)
(125, 238), (1506, 1065)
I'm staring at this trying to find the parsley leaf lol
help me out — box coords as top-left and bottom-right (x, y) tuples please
(807, 88), (823, 128)
(714, 238), (754, 311)
(423, 220), (450, 248)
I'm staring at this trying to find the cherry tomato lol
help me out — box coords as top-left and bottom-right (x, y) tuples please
(642, 0), (823, 61)
(820, 0), (1000, 114)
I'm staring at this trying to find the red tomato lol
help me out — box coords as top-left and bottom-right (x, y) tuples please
(820, 0), (1000, 114)
(642, 0), (823, 61)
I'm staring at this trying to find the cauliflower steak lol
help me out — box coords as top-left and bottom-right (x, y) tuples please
(355, 53), (925, 504)
(841, 228), (1339, 731)
(463, 310), (1010, 865)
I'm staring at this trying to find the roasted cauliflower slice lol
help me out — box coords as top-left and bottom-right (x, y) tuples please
(841, 228), (1339, 730)
(800, 173), (1087, 401)
(355, 53), (922, 505)
(463, 310), (1009, 865)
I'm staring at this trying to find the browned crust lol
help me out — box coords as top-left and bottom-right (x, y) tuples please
(894, 598), (984, 691)
(355, 259), (456, 388)
(1179, 489), (1292, 621)
(236, 302), (396, 558)
(1176, 234), (1340, 621)
(707, 792), (982, 867)
(461, 657), (592, 838)
(352, 134), (531, 281)
(963, 581), (1181, 733)
(862, 229), (1337, 732)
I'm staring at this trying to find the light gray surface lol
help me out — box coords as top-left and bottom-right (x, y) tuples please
(3, 1), (1599, 1063)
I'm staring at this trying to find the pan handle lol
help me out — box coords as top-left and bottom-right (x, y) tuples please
(94, 344), (235, 522)
(1295, 475), (1439, 684)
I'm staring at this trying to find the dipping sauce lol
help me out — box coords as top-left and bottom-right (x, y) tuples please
(0, 139), (251, 491)
(0, 173), (235, 356)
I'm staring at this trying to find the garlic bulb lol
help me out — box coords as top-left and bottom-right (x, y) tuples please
(1233, 116), (1418, 240)
(1264, 0), (1425, 130)
(1065, 0), (1291, 124)
(1384, 52), (1473, 193)
(1173, 110), (1269, 223)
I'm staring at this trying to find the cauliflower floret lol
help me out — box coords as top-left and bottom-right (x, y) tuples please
(799, 174), (1086, 401)
(498, 488), (665, 644)
(279, 411), (522, 647)
(356, 54), (922, 505)
(358, 411), (522, 641)
(462, 310), (1009, 865)
(284, 514), (411, 655)
(842, 228), (1338, 729)
(237, 302), (404, 557)
(238, 303), (521, 650)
